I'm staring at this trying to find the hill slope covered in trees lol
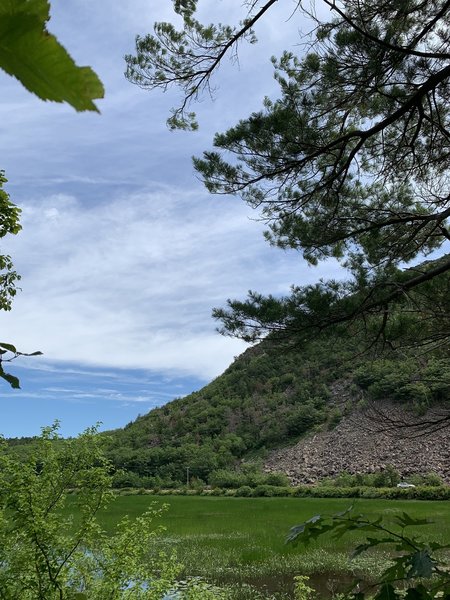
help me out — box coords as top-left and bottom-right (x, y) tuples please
(105, 330), (449, 487)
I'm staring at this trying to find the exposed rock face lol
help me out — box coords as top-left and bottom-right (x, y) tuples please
(264, 402), (450, 484)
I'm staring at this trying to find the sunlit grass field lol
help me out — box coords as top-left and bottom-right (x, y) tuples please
(66, 495), (450, 598)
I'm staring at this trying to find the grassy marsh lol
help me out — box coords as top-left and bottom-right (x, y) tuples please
(82, 495), (450, 598)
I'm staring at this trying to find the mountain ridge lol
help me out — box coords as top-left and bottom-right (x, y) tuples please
(104, 332), (449, 486)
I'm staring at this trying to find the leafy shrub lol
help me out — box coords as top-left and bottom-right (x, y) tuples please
(118, 488), (145, 496)
(235, 485), (253, 497)
(353, 358), (450, 405)
(292, 487), (314, 497)
(158, 488), (174, 495)
(112, 470), (143, 488)
(329, 471), (359, 488)
(324, 467), (401, 488)
(409, 485), (450, 500)
(295, 485), (450, 500)
(252, 484), (277, 497)
(287, 508), (450, 600)
(359, 487), (388, 499)
(208, 469), (247, 489)
(409, 472), (443, 487)
(293, 575), (316, 600)
(264, 471), (290, 487)
(327, 408), (343, 429)
(208, 467), (291, 489)
(312, 486), (360, 498)
(0, 424), (218, 599)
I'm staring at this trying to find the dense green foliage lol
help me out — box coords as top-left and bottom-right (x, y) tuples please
(0, 173), (22, 386)
(105, 340), (336, 484)
(113, 484), (450, 501)
(0, 175), (43, 388)
(321, 468), (444, 489)
(288, 507), (450, 600)
(96, 332), (450, 486)
(0, 173), (21, 310)
(0, 424), (224, 599)
(6, 331), (448, 487)
(0, 428), (177, 600)
(105, 342), (328, 484)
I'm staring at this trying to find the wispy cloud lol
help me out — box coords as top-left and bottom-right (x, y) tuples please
(4, 183), (338, 379)
(2, 182), (345, 379)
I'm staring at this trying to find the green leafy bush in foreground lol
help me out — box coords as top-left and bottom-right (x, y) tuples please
(288, 508), (450, 600)
(0, 424), (222, 599)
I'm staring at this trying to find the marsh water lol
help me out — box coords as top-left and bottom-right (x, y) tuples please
(212, 571), (370, 598)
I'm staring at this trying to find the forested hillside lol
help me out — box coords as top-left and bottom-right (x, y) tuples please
(6, 261), (449, 487)
(6, 308), (448, 488)
(104, 329), (449, 486)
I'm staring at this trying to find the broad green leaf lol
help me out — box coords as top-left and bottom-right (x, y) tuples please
(0, 364), (20, 388)
(407, 550), (435, 579)
(394, 512), (432, 528)
(382, 556), (410, 582)
(286, 514), (323, 544)
(0, 0), (104, 111)
(375, 583), (399, 600)
(0, 341), (17, 353)
(404, 584), (434, 600)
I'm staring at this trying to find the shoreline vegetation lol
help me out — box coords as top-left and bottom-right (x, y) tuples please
(112, 483), (450, 500)
(108, 466), (450, 500)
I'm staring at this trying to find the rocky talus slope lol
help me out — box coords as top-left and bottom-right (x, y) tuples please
(264, 402), (450, 484)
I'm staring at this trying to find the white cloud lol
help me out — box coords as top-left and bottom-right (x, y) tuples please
(0, 182), (344, 380)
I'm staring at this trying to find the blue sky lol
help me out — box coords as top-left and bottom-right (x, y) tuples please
(0, 1), (343, 437)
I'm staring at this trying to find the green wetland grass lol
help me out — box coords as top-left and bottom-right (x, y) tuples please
(67, 495), (450, 598)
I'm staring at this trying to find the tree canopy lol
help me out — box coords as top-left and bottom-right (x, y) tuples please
(126, 0), (450, 353)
